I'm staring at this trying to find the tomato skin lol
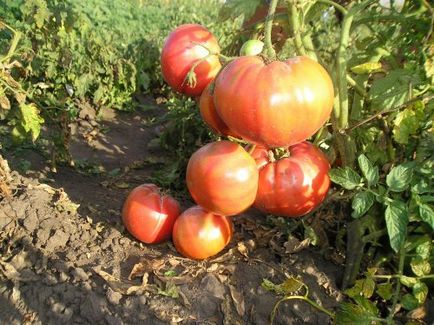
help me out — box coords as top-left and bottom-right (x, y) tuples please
(161, 24), (221, 96)
(214, 56), (334, 147)
(252, 142), (330, 217)
(172, 206), (233, 260)
(186, 141), (259, 216)
(122, 184), (181, 244)
(199, 83), (238, 137)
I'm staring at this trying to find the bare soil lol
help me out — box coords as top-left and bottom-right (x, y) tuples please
(0, 98), (345, 324)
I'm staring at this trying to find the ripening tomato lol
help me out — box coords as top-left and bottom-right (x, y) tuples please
(214, 56), (334, 147)
(252, 142), (330, 217)
(161, 24), (221, 96)
(172, 206), (233, 260)
(122, 184), (181, 244)
(199, 83), (238, 137)
(186, 141), (259, 216)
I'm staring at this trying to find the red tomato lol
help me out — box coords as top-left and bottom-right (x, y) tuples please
(186, 140), (259, 216)
(161, 24), (221, 96)
(122, 184), (181, 244)
(214, 56), (334, 147)
(172, 206), (233, 260)
(199, 82), (238, 137)
(252, 142), (330, 217)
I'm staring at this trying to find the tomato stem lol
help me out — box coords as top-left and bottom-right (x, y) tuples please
(287, 1), (307, 57)
(264, 0), (278, 60)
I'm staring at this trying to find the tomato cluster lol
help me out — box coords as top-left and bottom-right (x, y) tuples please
(122, 24), (333, 260)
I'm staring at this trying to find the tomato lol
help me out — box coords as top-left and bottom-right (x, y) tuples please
(214, 56), (334, 147)
(161, 24), (221, 96)
(239, 40), (264, 56)
(186, 140), (259, 216)
(122, 184), (181, 244)
(172, 206), (233, 260)
(252, 142), (330, 217)
(199, 82), (238, 137)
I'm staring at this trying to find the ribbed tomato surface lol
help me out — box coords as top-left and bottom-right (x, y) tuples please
(214, 56), (334, 147)
(252, 142), (330, 217)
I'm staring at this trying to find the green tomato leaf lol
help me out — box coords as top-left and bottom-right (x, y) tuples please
(424, 44), (434, 84)
(401, 294), (419, 311)
(413, 282), (428, 304)
(386, 164), (414, 192)
(261, 277), (303, 295)
(219, 0), (262, 22)
(329, 167), (362, 190)
(350, 62), (382, 75)
(400, 276), (418, 288)
(352, 191), (375, 219)
(392, 101), (425, 144)
(357, 154), (379, 187)
(385, 200), (408, 253)
(410, 256), (431, 277)
(415, 240), (432, 260)
(376, 282), (393, 300)
(419, 203), (434, 230)
(368, 69), (421, 110)
(335, 296), (379, 325)
(18, 103), (44, 142)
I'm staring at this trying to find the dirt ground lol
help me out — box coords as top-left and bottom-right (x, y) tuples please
(0, 99), (346, 324)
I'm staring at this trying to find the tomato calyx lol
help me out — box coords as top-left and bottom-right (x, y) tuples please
(272, 147), (290, 160)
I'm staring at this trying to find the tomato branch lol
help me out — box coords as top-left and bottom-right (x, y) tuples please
(316, 0), (348, 15)
(287, 1), (307, 57)
(345, 94), (434, 132)
(264, 0), (279, 59)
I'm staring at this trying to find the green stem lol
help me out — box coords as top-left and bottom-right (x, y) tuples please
(373, 274), (434, 280)
(288, 1), (307, 56)
(346, 74), (368, 99)
(264, 0), (279, 59)
(386, 245), (406, 324)
(271, 295), (334, 324)
(346, 93), (434, 132)
(316, 0), (348, 15)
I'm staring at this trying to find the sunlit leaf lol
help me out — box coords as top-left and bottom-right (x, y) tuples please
(410, 256), (431, 276)
(392, 101), (425, 144)
(329, 167), (362, 190)
(386, 163), (414, 192)
(357, 154), (379, 187)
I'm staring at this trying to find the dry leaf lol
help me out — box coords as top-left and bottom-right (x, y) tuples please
(229, 285), (245, 317)
(284, 236), (310, 254)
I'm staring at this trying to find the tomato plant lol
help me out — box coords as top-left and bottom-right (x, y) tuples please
(186, 140), (259, 216)
(251, 142), (330, 217)
(199, 82), (238, 137)
(214, 55), (334, 147)
(161, 24), (222, 96)
(172, 205), (233, 260)
(122, 184), (181, 244)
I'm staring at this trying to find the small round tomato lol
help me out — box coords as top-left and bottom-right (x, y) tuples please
(214, 56), (334, 147)
(240, 40), (264, 56)
(186, 140), (259, 216)
(122, 184), (181, 244)
(161, 24), (221, 96)
(199, 83), (238, 137)
(252, 142), (330, 217)
(172, 206), (233, 260)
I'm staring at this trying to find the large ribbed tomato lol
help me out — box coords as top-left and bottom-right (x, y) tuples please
(252, 142), (330, 217)
(214, 56), (334, 147)
(122, 184), (180, 244)
(186, 141), (259, 216)
(161, 24), (221, 96)
(199, 83), (238, 137)
(172, 206), (233, 260)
